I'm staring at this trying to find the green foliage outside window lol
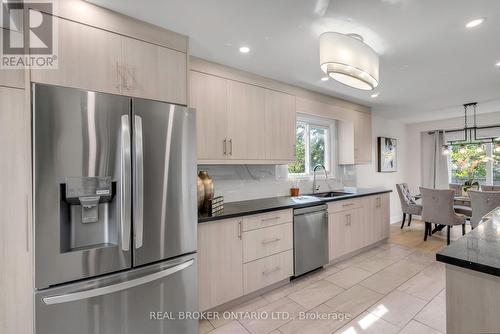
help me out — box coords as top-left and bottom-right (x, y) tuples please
(309, 127), (326, 173)
(288, 123), (306, 174)
(288, 121), (329, 175)
(450, 144), (486, 183)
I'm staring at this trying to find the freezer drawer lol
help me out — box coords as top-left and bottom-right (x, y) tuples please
(35, 254), (198, 334)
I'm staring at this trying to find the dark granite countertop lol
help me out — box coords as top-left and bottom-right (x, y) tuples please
(198, 187), (392, 223)
(436, 207), (500, 277)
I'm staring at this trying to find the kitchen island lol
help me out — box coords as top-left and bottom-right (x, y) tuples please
(436, 207), (500, 334)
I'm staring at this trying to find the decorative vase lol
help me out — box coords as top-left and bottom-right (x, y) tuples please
(198, 171), (214, 212)
(197, 176), (205, 211)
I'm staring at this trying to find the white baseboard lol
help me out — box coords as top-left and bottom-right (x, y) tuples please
(390, 215), (401, 224)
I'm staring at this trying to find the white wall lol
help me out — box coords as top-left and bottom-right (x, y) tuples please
(405, 111), (500, 195)
(355, 115), (409, 224)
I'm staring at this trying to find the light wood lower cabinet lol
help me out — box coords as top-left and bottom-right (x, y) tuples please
(198, 218), (244, 311)
(328, 206), (363, 261)
(0, 87), (33, 334)
(198, 209), (294, 310)
(328, 194), (390, 262)
(242, 223), (293, 263)
(243, 250), (293, 294)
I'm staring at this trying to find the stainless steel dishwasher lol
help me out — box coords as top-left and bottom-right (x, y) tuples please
(293, 204), (329, 277)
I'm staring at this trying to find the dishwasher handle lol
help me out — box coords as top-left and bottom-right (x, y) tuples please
(294, 204), (328, 216)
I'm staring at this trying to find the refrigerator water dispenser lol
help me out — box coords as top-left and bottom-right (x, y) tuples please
(60, 177), (117, 252)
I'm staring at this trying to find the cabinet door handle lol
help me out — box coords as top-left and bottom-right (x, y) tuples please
(345, 215), (349, 226)
(262, 266), (281, 276)
(228, 139), (233, 156)
(262, 238), (281, 245)
(238, 221), (242, 240)
(223, 139), (227, 156)
(342, 203), (355, 207)
(261, 216), (280, 222)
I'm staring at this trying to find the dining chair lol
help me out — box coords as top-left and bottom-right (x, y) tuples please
(481, 185), (500, 192)
(468, 190), (500, 229)
(420, 187), (466, 245)
(396, 183), (422, 229)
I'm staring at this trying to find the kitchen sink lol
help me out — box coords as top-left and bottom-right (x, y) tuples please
(312, 191), (354, 198)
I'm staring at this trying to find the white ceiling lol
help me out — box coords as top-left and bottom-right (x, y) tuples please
(90, 0), (500, 123)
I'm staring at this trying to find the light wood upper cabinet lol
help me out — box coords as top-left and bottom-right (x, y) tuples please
(190, 71), (297, 163)
(265, 90), (296, 161)
(338, 120), (355, 165)
(198, 218), (244, 311)
(31, 14), (187, 104)
(353, 111), (372, 164)
(121, 37), (187, 104)
(189, 71), (228, 160)
(227, 80), (266, 160)
(31, 14), (123, 95)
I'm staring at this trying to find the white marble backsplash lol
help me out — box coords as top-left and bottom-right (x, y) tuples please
(197, 165), (357, 203)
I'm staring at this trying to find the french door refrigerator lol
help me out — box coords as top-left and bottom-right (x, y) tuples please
(32, 83), (198, 334)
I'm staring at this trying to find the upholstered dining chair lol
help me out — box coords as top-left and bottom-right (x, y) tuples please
(396, 183), (422, 229)
(481, 185), (500, 191)
(420, 187), (466, 245)
(468, 190), (500, 229)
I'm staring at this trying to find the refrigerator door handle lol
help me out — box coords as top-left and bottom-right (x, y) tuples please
(133, 115), (144, 249)
(120, 115), (132, 251)
(42, 259), (194, 305)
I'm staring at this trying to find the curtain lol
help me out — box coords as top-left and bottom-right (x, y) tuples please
(421, 131), (449, 189)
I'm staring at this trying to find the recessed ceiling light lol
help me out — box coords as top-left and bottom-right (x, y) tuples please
(496, 62), (500, 67)
(239, 46), (250, 53)
(371, 92), (379, 98)
(321, 76), (329, 81)
(466, 17), (486, 28)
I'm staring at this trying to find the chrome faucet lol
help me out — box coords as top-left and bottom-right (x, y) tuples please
(312, 164), (328, 194)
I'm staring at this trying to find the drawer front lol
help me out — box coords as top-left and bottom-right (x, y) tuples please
(327, 198), (363, 213)
(242, 209), (293, 231)
(242, 223), (293, 263)
(243, 250), (293, 294)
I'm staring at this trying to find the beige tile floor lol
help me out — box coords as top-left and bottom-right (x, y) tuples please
(200, 220), (466, 334)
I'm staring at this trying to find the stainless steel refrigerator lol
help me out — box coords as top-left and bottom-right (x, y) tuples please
(32, 83), (198, 334)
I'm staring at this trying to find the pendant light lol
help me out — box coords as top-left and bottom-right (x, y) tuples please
(319, 32), (379, 90)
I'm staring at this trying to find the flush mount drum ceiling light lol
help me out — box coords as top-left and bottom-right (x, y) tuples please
(319, 32), (379, 91)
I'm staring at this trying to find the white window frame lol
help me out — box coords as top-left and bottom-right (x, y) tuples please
(447, 142), (494, 184)
(288, 114), (337, 179)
